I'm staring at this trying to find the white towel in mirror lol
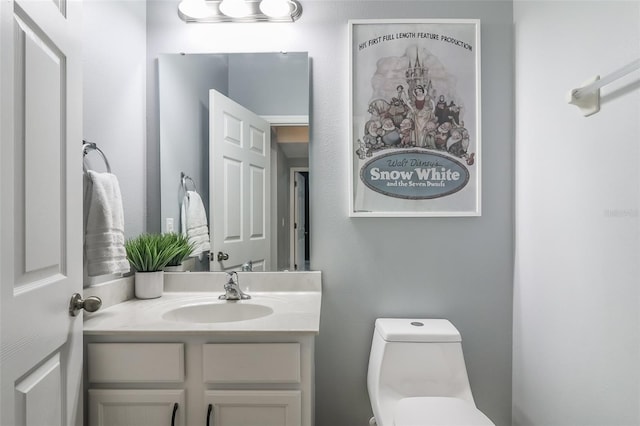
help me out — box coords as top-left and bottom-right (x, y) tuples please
(180, 190), (211, 256)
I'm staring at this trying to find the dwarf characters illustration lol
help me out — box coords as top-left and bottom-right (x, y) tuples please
(355, 47), (476, 166)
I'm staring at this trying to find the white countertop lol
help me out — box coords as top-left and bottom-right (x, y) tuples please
(83, 272), (322, 335)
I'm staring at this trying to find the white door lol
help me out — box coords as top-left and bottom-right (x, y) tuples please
(292, 171), (307, 271)
(0, 0), (83, 425)
(209, 90), (271, 271)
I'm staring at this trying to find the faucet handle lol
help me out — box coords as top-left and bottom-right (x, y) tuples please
(226, 271), (238, 285)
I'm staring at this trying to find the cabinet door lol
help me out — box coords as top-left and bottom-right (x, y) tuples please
(205, 390), (301, 426)
(89, 389), (185, 426)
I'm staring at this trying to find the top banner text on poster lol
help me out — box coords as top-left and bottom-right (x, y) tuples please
(358, 32), (474, 52)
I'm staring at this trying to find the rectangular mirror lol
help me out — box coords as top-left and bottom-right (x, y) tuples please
(158, 52), (310, 272)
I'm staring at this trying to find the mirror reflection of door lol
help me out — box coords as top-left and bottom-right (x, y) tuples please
(291, 169), (310, 271)
(209, 90), (271, 271)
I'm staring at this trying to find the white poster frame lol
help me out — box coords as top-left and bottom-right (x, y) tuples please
(348, 19), (482, 217)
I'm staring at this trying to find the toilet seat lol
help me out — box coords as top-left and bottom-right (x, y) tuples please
(393, 397), (495, 426)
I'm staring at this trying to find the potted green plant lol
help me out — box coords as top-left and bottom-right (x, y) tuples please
(125, 233), (185, 299)
(163, 233), (195, 272)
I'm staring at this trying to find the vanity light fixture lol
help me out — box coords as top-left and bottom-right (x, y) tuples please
(219, 0), (252, 18)
(259, 0), (293, 17)
(178, 0), (302, 23)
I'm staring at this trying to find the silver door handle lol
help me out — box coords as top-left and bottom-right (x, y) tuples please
(68, 293), (102, 316)
(217, 251), (229, 261)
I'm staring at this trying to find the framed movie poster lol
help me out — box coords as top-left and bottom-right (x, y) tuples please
(349, 19), (481, 217)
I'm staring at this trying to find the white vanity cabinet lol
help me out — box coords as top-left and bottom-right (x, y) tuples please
(82, 272), (322, 426)
(202, 343), (303, 426)
(204, 390), (301, 426)
(84, 335), (315, 426)
(86, 343), (186, 426)
(89, 389), (186, 426)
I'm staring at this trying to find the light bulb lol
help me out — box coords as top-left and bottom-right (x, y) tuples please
(219, 0), (252, 18)
(178, 0), (218, 20)
(259, 0), (292, 18)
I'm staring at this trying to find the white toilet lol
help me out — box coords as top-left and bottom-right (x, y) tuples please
(367, 318), (495, 426)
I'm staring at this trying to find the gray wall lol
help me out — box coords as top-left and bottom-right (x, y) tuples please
(228, 53), (310, 116)
(83, 0), (146, 240)
(146, 1), (514, 425)
(513, 2), (640, 424)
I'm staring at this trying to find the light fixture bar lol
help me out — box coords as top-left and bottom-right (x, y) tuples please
(178, 0), (302, 23)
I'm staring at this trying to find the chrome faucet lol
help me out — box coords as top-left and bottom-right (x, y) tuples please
(218, 271), (251, 300)
(241, 260), (253, 272)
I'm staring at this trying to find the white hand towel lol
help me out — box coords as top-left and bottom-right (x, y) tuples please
(84, 171), (131, 277)
(180, 190), (211, 256)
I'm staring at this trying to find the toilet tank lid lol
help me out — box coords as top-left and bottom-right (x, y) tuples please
(374, 318), (461, 342)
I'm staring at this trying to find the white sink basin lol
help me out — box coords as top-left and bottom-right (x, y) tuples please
(162, 302), (274, 324)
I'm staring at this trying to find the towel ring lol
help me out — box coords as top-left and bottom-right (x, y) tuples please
(181, 172), (197, 192)
(83, 141), (112, 173)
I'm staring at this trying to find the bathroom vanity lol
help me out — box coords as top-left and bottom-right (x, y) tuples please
(83, 272), (321, 426)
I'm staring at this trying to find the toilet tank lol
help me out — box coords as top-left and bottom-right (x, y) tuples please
(367, 319), (475, 425)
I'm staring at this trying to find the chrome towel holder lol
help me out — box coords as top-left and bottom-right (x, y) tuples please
(82, 140), (112, 173)
(181, 172), (197, 192)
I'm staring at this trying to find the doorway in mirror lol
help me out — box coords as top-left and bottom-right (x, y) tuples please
(291, 169), (310, 271)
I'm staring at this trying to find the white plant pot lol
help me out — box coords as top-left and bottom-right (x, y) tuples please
(163, 265), (184, 272)
(164, 258), (195, 272)
(134, 271), (164, 299)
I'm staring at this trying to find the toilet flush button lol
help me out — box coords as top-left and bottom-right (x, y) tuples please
(411, 321), (424, 327)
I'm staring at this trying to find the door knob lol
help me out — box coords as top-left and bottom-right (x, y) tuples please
(69, 293), (102, 316)
(217, 251), (229, 261)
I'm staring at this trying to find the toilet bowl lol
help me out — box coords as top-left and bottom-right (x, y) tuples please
(367, 318), (495, 426)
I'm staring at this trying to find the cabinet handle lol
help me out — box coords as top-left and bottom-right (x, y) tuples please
(206, 403), (213, 426)
(171, 402), (178, 426)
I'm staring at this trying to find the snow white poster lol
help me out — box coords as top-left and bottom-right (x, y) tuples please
(349, 19), (481, 217)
